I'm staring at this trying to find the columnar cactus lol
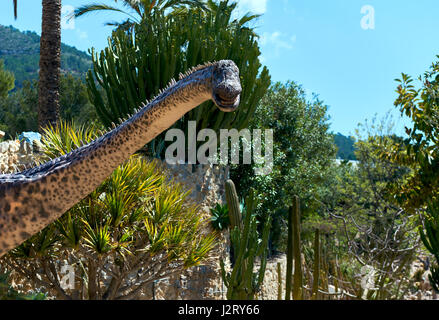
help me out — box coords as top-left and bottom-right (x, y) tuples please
(221, 179), (272, 300)
(225, 179), (243, 231)
(292, 196), (303, 300)
(286, 195), (303, 300)
(311, 229), (321, 300)
(285, 205), (294, 300)
(277, 262), (282, 300)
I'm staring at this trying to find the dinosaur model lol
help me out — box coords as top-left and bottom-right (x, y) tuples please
(0, 60), (242, 257)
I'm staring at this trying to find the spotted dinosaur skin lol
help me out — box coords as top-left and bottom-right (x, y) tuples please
(0, 60), (242, 257)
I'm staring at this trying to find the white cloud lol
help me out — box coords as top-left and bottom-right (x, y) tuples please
(61, 5), (75, 30)
(237, 0), (268, 15)
(77, 28), (88, 40)
(260, 31), (296, 51)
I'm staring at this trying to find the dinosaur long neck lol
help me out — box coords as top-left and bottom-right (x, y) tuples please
(0, 65), (213, 256)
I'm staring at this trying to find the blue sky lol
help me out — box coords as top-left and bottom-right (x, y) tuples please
(2, 1), (439, 137)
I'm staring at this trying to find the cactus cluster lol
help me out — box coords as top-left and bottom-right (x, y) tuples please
(280, 195), (323, 300)
(285, 196), (304, 300)
(221, 179), (272, 300)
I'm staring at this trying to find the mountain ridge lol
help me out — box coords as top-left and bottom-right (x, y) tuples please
(0, 24), (92, 87)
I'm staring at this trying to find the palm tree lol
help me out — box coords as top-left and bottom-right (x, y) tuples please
(72, 0), (207, 30)
(38, 0), (61, 131)
(11, 0), (61, 131)
(13, 0), (17, 19)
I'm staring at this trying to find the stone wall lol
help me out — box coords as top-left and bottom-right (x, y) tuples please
(0, 139), (37, 173)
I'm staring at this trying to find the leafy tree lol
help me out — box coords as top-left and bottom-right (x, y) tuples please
(230, 81), (337, 252)
(0, 76), (99, 139)
(59, 74), (98, 125)
(0, 80), (38, 137)
(0, 59), (15, 99)
(386, 56), (439, 210)
(387, 55), (439, 291)
(0, 122), (217, 300)
(328, 117), (419, 299)
(86, 0), (270, 158)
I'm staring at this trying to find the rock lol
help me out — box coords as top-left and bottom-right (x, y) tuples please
(0, 141), (9, 153)
(0, 162), (7, 173)
(19, 140), (32, 155)
(18, 131), (41, 145)
(32, 140), (43, 153)
(8, 141), (19, 153)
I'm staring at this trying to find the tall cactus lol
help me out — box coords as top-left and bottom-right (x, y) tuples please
(311, 228), (321, 300)
(221, 179), (272, 300)
(292, 196), (303, 300)
(277, 262), (282, 300)
(285, 205), (294, 300)
(225, 179), (243, 231)
(285, 196), (303, 300)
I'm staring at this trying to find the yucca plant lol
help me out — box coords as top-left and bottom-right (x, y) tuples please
(0, 121), (217, 300)
(86, 0), (270, 158)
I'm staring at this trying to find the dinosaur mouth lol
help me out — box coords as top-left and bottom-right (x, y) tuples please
(214, 93), (240, 112)
(211, 60), (242, 112)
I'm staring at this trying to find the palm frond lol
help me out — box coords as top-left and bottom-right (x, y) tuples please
(73, 3), (140, 23)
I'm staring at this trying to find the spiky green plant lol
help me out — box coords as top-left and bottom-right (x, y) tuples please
(210, 203), (229, 231)
(220, 180), (271, 300)
(86, 0), (270, 158)
(0, 121), (217, 300)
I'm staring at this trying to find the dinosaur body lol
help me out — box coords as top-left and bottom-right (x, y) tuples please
(0, 60), (241, 257)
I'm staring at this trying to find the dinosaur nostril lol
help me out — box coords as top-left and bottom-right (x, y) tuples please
(216, 84), (242, 102)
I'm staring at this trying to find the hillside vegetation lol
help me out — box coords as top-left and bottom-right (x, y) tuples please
(0, 25), (91, 87)
(334, 133), (356, 160)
